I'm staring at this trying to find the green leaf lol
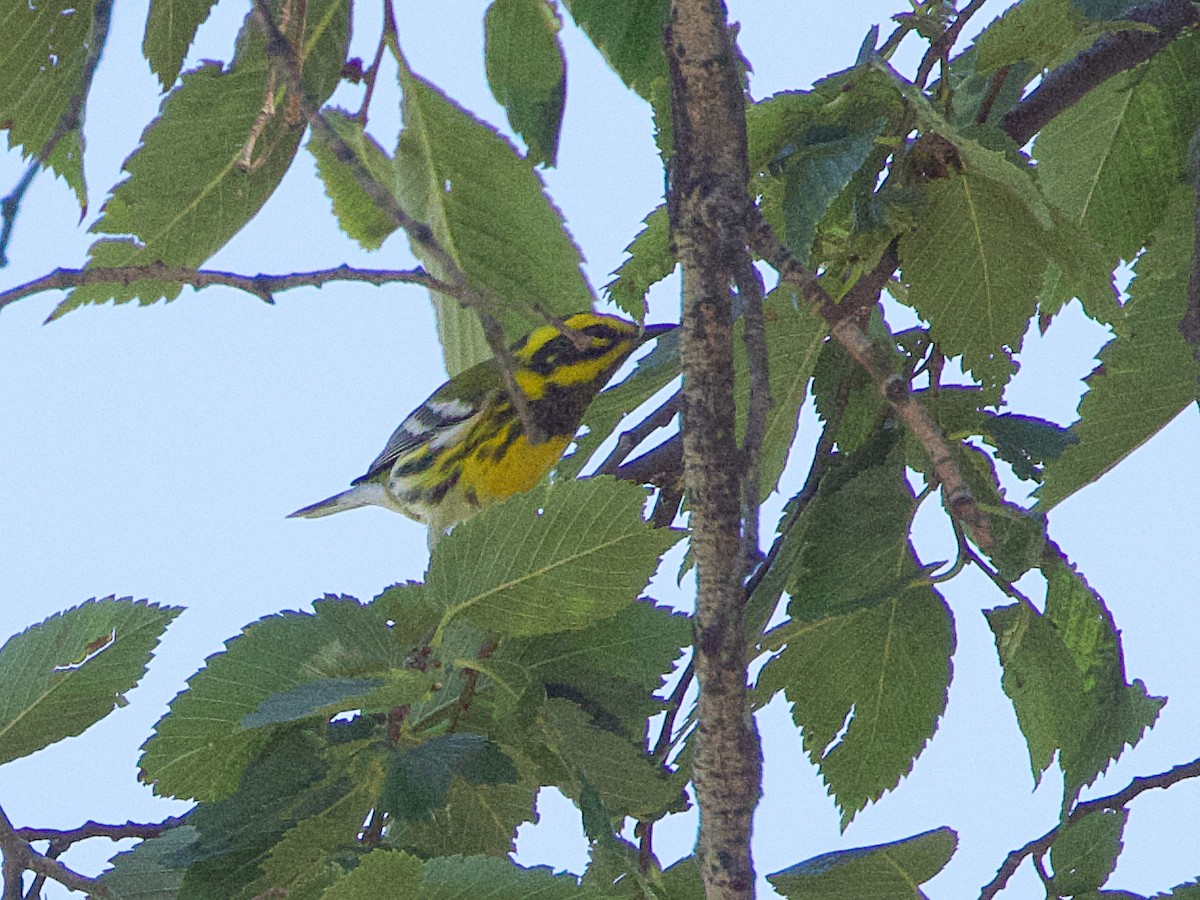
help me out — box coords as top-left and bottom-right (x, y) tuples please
(560, 0), (669, 99)
(1036, 189), (1200, 508)
(1156, 882), (1200, 899)
(986, 556), (1164, 808)
(383, 734), (518, 822)
(505, 600), (689, 738)
(541, 698), (682, 819)
(397, 57), (594, 374)
(386, 758), (539, 857)
(241, 677), (388, 729)
(428, 476), (679, 637)
(143, 0), (219, 89)
(97, 825), (197, 900)
(757, 584), (955, 828)
(900, 169), (1048, 395)
(1051, 808), (1127, 896)
(309, 109), (402, 250)
(735, 287), (827, 501)
(0, 0), (99, 204)
(557, 328), (680, 480)
(1034, 34), (1200, 263)
(485, 0), (566, 167)
(0, 597), (180, 765)
(767, 827), (957, 899)
(140, 595), (431, 801)
(603, 205), (674, 321)
(53, 0), (350, 317)
(319, 850), (423, 898)
(973, 0), (1087, 74)
(778, 119), (885, 266)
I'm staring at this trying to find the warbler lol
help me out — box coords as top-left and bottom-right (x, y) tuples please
(289, 312), (673, 539)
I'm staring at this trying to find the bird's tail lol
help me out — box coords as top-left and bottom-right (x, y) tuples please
(287, 482), (390, 519)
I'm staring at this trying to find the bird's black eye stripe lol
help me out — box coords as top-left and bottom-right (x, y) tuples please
(527, 327), (621, 376)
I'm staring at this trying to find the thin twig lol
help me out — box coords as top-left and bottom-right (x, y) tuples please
(0, 263), (458, 315)
(354, 0), (398, 123)
(1180, 120), (1200, 372)
(979, 756), (1200, 899)
(735, 257), (769, 574)
(0, 805), (99, 898)
(594, 391), (682, 476)
(749, 212), (995, 551)
(13, 816), (187, 846)
(1002, 0), (1199, 146)
(975, 65), (1012, 126)
(915, 0), (987, 88)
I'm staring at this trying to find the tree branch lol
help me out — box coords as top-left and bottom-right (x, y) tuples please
(13, 816), (187, 847)
(979, 756), (1200, 899)
(594, 392), (681, 477)
(1180, 121), (1200, 379)
(0, 805), (100, 899)
(1001, 0), (1199, 146)
(915, 0), (987, 89)
(0, 263), (457, 316)
(749, 215), (995, 551)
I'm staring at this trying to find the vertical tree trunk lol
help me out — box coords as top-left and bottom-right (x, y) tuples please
(665, 2), (761, 897)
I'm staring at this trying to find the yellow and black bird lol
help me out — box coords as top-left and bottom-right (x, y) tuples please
(289, 312), (672, 539)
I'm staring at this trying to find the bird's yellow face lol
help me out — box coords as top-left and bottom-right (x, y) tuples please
(513, 313), (646, 401)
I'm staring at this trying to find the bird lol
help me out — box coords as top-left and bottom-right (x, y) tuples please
(288, 312), (673, 542)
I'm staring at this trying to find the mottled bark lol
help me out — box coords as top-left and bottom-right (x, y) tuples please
(666, 2), (762, 897)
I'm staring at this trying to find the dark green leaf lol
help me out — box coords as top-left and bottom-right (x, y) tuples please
(397, 56), (594, 374)
(97, 825), (197, 900)
(427, 477), (680, 636)
(603, 205), (674, 321)
(0, 597), (180, 765)
(319, 850), (423, 898)
(485, 0), (566, 167)
(986, 556), (1164, 807)
(1036, 189), (1200, 509)
(1035, 34), (1200, 263)
(143, 0), (219, 89)
(241, 677), (386, 729)
(560, 0), (669, 99)
(0, 0), (99, 204)
(1051, 808), (1127, 896)
(758, 583), (955, 827)
(383, 734), (518, 822)
(53, 0), (350, 317)
(974, 0), (1087, 74)
(140, 596), (429, 801)
(309, 109), (402, 250)
(767, 827), (957, 899)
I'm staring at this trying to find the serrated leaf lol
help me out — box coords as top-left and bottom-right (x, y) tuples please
(140, 596), (429, 801)
(308, 109), (402, 250)
(974, 0), (1087, 74)
(0, 597), (180, 765)
(386, 759), (539, 857)
(900, 170), (1048, 395)
(557, 328), (680, 480)
(383, 734), (518, 822)
(504, 599), (690, 736)
(986, 556), (1164, 808)
(241, 677), (386, 729)
(542, 698), (681, 819)
(603, 204), (673, 321)
(1036, 189), (1200, 509)
(778, 119), (885, 267)
(1034, 34), (1200, 263)
(396, 57), (594, 374)
(53, 0), (350, 317)
(319, 850), (424, 898)
(767, 827), (957, 899)
(485, 0), (565, 167)
(143, 0), (219, 90)
(96, 824), (197, 900)
(1051, 808), (1127, 896)
(560, 0), (669, 99)
(428, 477), (679, 637)
(1156, 881), (1200, 899)
(758, 583), (955, 828)
(735, 287), (827, 501)
(0, 0), (98, 204)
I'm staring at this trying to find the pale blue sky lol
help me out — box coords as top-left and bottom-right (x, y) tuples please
(2, 1), (1198, 896)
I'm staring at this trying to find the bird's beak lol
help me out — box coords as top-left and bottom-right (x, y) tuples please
(640, 322), (676, 341)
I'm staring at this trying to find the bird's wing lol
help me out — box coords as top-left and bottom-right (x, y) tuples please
(354, 361), (501, 484)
